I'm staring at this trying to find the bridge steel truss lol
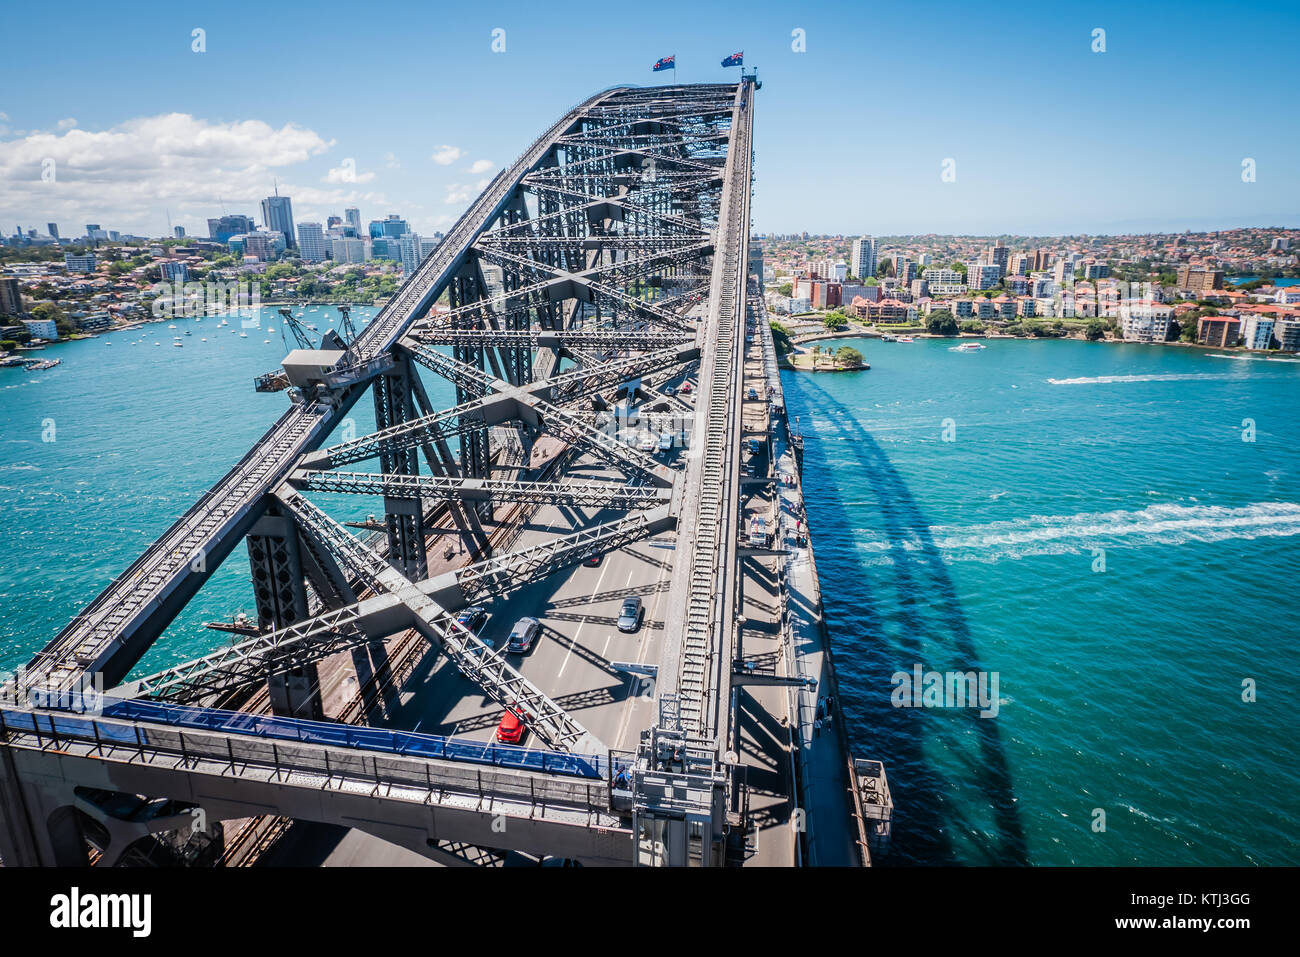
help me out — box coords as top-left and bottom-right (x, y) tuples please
(2, 79), (759, 868)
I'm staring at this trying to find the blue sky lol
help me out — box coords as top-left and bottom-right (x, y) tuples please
(2, 0), (1297, 238)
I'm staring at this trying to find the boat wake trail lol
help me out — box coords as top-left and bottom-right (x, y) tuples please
(1046, 372), (1241, 385)
(854, 501), (1300, 564)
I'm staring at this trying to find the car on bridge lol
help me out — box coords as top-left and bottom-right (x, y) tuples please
(506, 616), (541, 654)
(495, 708), (527, 744)
(617, 596), (644, 633)
(456, 605), (488, 637)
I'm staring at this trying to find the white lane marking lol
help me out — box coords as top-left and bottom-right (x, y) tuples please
(613, 546), (671, 750)
(557, 552), (612, 679)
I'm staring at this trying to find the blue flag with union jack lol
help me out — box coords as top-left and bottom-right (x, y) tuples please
(652, 55), (675, 72)
(721, 51), (743, 67)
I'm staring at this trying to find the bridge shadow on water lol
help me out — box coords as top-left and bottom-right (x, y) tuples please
(787, 373), (1028, 866)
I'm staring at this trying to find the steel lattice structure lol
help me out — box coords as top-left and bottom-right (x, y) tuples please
(18, 81), (755, 764)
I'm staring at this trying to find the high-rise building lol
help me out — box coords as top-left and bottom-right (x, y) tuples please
(241, 230), (286, 261)
(1241, 315), (1275, 350)
(159, 261), (188, 282)
(173, 226), (186, 239)
(369, 214), (409, 240)
(207, 214), (256, 243)
(986, 240), (1008, 274)
(344, 207), (362, 236)
(0, 277), (24, 315)
(327, 215), (342, 229)
(1118, 301), (1174, 342)
(850, 236), (878, 280)
(47, 223), (59, 240)
(896, 259), (917, 284)
(331, 237), (369, 264)
(967, 262), (1001, 291)
(398, 233), (430, 275)
(297, 222), (328, 262)
(261, 192), (296, 249)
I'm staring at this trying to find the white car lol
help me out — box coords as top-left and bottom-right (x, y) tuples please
(636, 432), (658, 453)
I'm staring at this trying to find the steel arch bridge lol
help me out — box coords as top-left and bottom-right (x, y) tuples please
(3, 78), (763, 867)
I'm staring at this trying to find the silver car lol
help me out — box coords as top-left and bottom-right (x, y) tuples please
(617, 597), (644, 633)
(506, 616), (541, 653)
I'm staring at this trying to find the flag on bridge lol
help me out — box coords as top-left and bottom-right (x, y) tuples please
(721, 51), (743, 68)
(652, 55), (676, 72)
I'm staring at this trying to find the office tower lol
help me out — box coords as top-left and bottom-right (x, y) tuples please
(261, 192), (296, 249)
(344, 207), (362, 236)
(47, 223), (59, 240)
(297, 222), (328, 262)
(173, 226), (186, 239)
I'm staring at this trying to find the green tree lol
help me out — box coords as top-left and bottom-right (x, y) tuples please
(925, 309), (959, 336)
(776, 282), (793, 297)
(823, 312), (848, 331)
(1084, 319), (1106, 340)
(769, 320), (793, 355)
(834, 346), (864, 368)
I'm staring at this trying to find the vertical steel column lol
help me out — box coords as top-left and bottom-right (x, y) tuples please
(246, 503), (323, 719)
(373, 354), (429, 579)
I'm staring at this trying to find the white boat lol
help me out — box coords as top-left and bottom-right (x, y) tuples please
(239, 332), (248, 338)
(954, 341), (986, 351)
(897, 336), (914, 343)
(173, 342), (183, 348)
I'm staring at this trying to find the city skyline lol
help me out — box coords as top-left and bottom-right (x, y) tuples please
(3, 0), (1298, 239)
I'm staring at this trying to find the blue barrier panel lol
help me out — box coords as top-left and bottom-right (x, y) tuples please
(80, 699), (606, 780)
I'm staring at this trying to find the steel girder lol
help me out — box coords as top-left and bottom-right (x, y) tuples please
(290, 470), (671, 510)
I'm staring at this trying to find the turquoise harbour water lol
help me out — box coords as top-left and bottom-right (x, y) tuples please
(782, 338), (1300, 865)
(2, 321), (1298, 866)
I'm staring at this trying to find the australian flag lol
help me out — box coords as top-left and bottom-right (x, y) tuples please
(721, 51), (743, 68)
(652, 55), (675, 72)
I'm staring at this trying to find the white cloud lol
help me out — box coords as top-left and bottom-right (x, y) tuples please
(384, 151), (400, 169)
(431, 145), (463, 165)
(468, 159), (494, 174)
(0, 111), (9, 121)
(0, 113), (337, 236)
(56, 118), (77, 130)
